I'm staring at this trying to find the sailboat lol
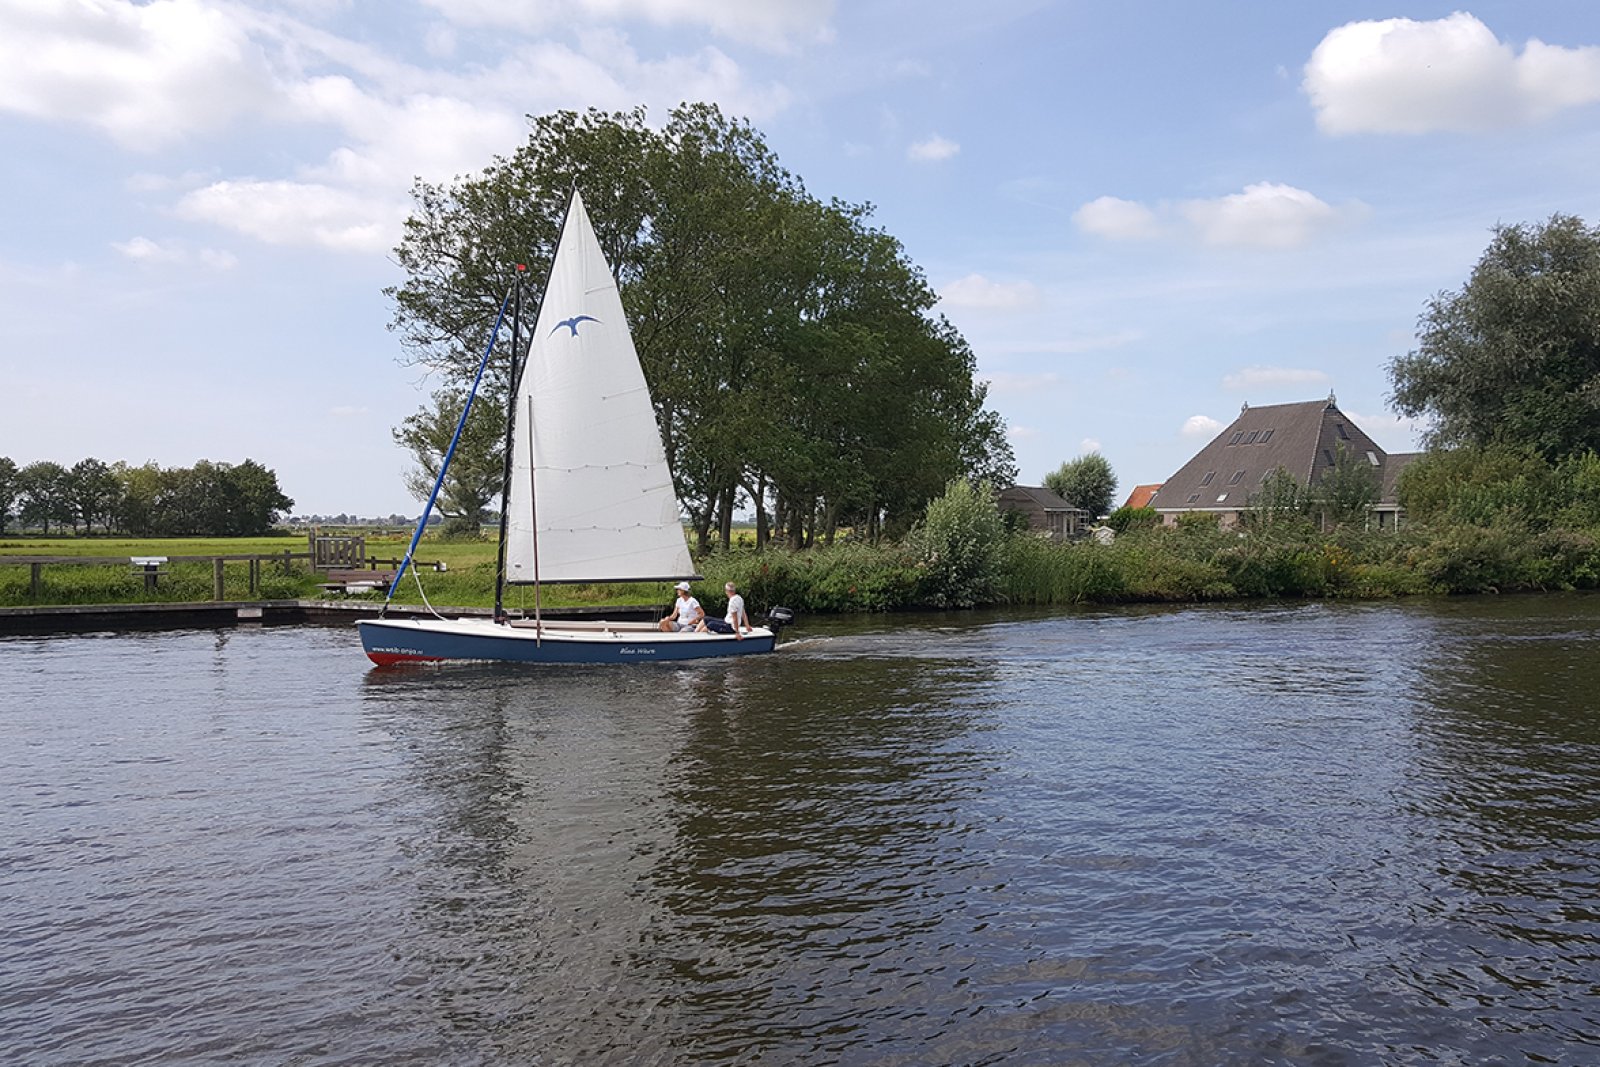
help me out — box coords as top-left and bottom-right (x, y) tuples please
(358, 191), (782, 665)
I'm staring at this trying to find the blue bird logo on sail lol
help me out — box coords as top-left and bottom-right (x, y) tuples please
(552, 315), (599, 337)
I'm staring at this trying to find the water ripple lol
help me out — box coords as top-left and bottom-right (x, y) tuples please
(4, 600), (1600, 1063)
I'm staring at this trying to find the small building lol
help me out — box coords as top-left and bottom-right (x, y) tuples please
(997, 485), (1088, 539)
(1148, 394), (1420, 529)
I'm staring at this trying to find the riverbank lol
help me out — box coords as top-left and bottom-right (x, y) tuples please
(0, 599), (660, 637)
(6, 518), (1598, 618)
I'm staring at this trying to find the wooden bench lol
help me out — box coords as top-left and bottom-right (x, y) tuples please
(317, 568), (398, 595)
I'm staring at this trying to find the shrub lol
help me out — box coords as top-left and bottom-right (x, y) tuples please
(907, 479), (1007, 608)
(1106, 505), (1159, 534)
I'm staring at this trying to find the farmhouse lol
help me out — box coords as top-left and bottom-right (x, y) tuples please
(1148, 395), (1419, 529)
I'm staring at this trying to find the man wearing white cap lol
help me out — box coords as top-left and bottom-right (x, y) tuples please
(658, 582), (704, 633)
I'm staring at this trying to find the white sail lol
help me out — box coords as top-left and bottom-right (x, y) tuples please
(503, 191), (695, 584)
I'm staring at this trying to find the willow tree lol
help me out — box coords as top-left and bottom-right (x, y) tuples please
(387, 104), (1013, 550)
(1389, 213), (1600, 459)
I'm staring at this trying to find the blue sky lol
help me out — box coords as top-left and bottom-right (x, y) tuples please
(3, 1), (1598, 516)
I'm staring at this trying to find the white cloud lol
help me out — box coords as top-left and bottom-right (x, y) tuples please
(1304, 12), (1600, 135)
(1073, 196), (1161, 240)
(908, 134), (960, 162)
(1222, 365), (1331, 391)
(1180, 183), (1343, 248)
(112, 235), (236, 270)
(1182, 415), (1224, 437)
(0, 2), (797, 254)
(940, 274), (1040, 311)
(1080, 437), (1102, 453)
(0, 0), (277, 150)
(420, 0), (835, 50)
(1077, 184), (1357, 248)
(113, 236), (183, 264)
(1007, 425), (1040, 440)
(177, 180), (399, 253)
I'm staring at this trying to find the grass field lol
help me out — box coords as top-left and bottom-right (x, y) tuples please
(0, 533), (676, 610)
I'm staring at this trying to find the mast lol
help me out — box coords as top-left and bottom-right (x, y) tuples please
(492, 264), (528, 624)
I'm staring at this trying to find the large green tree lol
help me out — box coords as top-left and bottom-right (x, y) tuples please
(388, 104), (1013, 551)
(68, 458), (121, 534)
(1389, 213), (1600, 459)
(1044, 453), (1118, 518)
(17, 461), (72, 533)
(0, 457), (16, 534)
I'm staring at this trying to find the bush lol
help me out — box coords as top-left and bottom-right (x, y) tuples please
(1106, 505), (1159, 534)
(700, 543), (920, 614)
(907, 479), (1007, 608)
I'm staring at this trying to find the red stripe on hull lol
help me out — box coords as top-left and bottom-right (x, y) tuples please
(365, 651), (447, 667)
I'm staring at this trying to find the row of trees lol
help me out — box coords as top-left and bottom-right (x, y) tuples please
(389, 103), (1015, 552)
(0, 457), (293, 537)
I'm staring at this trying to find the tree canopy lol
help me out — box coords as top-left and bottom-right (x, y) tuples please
(388, 104), (1015, 551)
(1389, 213), (1600, 459)
(0, 456), (292, 536)
(1043, 453), (1118, 518)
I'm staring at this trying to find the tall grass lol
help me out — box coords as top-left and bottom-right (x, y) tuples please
(8, 519), (1600, 612)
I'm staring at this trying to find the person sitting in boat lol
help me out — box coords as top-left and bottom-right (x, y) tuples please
(698, 581), (749, 640)
(659, 582), (704, 632)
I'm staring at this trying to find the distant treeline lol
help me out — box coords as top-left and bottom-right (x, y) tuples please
(0, 457), (293, 537)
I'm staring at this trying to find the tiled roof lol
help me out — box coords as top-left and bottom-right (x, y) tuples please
(1149, 398), (1392, 511)
(1123, 484), (1161, 509)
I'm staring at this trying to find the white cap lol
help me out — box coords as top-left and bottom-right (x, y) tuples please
(675, 582), (692, 591)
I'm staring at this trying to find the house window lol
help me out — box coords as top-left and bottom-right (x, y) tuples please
(1244, 430), (1260, 444)
(1259, 429), (1274, 443)
(1229, 432), (1244, 444)
(1366, 451), (1380, 466)
(1228, 470), (1245, 485)
(1216, 493), (1228, 502)
(1199, 471), (1216, 486)
(1260, 470), (1273, 483)
(1187, 493), (1200, 503)
(1322, 448), (1335, 466)
(1335, 424), (1350, 440)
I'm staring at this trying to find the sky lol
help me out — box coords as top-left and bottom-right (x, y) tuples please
(3, 1), (1599, 517)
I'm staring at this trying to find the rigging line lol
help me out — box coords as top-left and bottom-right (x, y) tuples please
(412, 559), (447, 621)
(381, 283), (514, 618)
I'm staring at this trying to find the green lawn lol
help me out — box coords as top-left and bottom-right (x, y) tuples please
(0, 533), (671, 610)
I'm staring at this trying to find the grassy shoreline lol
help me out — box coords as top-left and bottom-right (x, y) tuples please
(6, 520), (1598, 615)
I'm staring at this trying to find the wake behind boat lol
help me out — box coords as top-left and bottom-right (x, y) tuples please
(359, 190), (786, 666)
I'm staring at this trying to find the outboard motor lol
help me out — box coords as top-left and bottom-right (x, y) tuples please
(766, 606), (797, 634)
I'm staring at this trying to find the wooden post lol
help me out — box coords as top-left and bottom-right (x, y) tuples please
(213, 557), (226, 601)
(281, 549), (292, 575)
(30, 562), (41, 598)
(248, 557), (260, 596)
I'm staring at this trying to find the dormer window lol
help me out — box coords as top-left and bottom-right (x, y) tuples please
(1200, 471), (1216, 486)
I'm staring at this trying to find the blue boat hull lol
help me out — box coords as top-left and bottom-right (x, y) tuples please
(358, 616), (777, 666)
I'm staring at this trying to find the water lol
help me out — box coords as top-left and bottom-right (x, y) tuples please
(3, 597), (1599, 1065)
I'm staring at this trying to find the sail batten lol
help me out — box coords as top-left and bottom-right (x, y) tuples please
(503, 191), (695, 585)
